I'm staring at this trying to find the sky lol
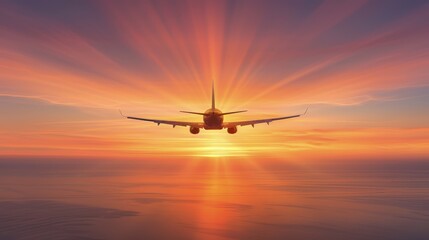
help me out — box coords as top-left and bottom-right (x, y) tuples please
(0, 0), (428, 160)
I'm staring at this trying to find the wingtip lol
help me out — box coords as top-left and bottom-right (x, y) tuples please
(302, 106), (309, 116)
(118, 109), (126, 118)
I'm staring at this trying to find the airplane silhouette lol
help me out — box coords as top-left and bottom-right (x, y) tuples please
(120, 83), (307, 134)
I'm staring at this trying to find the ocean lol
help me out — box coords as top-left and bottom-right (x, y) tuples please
(0, 158), (428, 240)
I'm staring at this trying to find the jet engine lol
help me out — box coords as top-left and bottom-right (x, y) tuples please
(190, 127), (200, 134)
(227, 126), (237, 134)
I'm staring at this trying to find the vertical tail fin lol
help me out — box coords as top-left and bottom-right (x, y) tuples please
(211, 81), (215, 109)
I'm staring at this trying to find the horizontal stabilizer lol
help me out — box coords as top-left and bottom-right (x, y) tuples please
(180, 111), (209, 116)
(219, 110), (247, 116)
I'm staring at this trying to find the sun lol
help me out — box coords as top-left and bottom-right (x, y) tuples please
(192, 132), (248, 158)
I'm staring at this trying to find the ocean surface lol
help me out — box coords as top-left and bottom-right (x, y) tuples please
(0, 158), (428, 240)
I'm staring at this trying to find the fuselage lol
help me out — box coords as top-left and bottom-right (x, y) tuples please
(203, 108), (223, 129)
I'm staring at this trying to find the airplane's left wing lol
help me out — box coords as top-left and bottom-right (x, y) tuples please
(223, 108), (307, 128)
(120, 111), (203, 128)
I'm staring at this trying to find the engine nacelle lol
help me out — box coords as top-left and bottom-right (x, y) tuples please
(190, 127), (200, 134)
(227, 126), (237, 134)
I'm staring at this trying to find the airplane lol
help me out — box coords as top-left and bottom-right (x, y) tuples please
(120, 83), (307, 134)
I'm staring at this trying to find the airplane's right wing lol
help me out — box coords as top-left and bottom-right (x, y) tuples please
(223, 108), (308, 128)
(120, 111), (204, 128)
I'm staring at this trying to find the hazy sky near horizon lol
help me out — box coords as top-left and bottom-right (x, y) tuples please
(0, 0), (428, 159)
